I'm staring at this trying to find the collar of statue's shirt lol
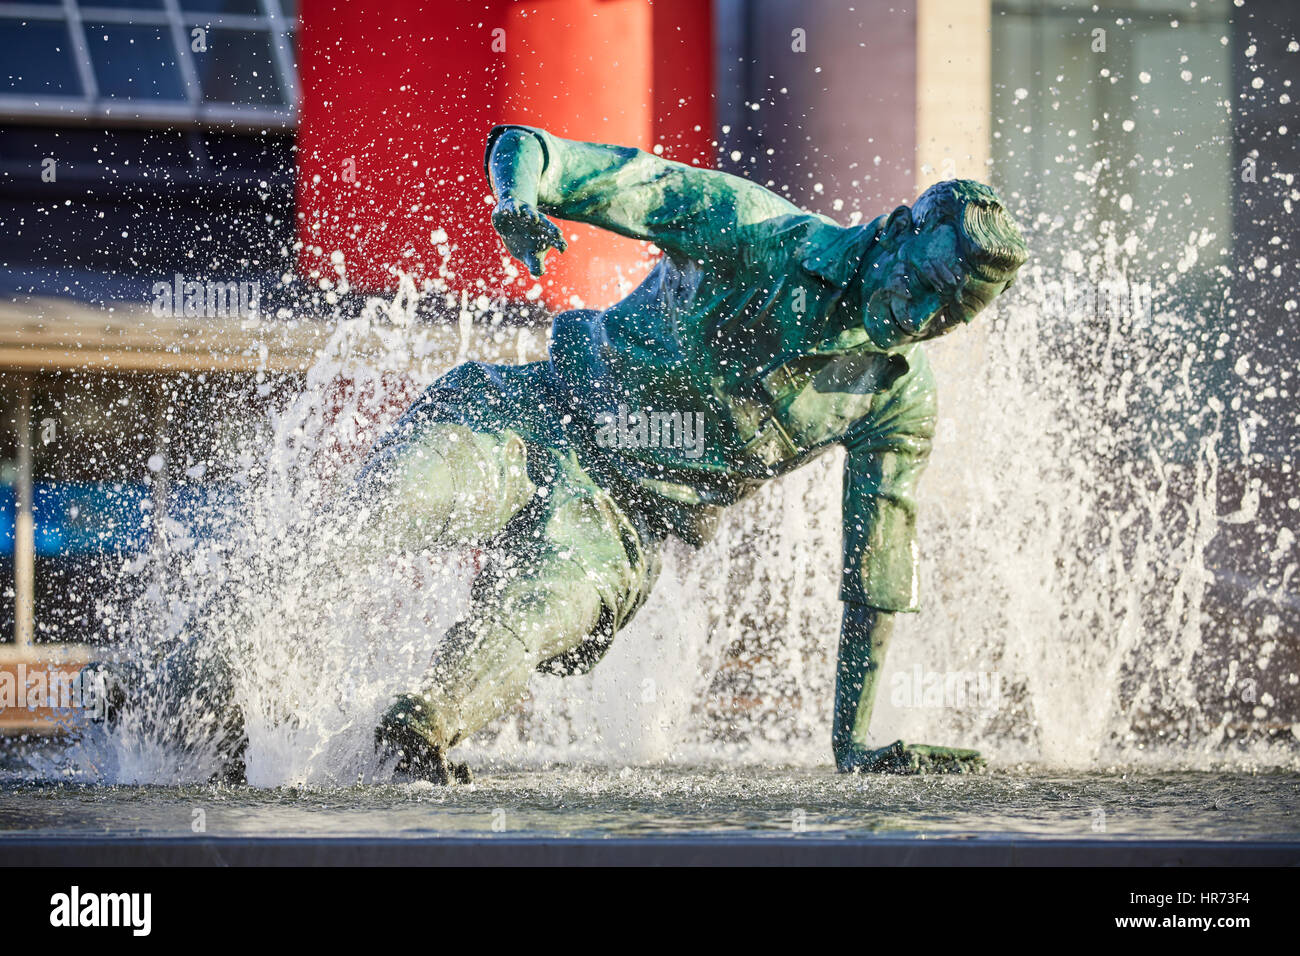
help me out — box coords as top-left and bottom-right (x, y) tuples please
(796, 215), (907, 353)
(795, 216), (883, 287)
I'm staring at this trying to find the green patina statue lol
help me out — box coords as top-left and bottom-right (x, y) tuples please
(360, 125), (1028, 780)
(98, 125), (1027, 782)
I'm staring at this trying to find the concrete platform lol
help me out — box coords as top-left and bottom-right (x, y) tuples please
(4, 835), (1299, 866)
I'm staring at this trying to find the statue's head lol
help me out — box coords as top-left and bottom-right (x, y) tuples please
(862, 179), (1027, 348)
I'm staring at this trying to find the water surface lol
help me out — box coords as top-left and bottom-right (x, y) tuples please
(2, 768), (1296, 842)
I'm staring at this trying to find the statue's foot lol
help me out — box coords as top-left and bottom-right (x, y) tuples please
(393, 745), (473, 786)
(839, 740), (985, 775)
(376, 696), (472, 785)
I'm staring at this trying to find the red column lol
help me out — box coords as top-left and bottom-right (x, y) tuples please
(296, 0), (713, 310)
(295, 0), (511, 293)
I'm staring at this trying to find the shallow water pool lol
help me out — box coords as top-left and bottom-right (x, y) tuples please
(2, 767), (1297, 843)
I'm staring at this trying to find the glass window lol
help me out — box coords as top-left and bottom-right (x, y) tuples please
(0, 374), (280, 645)
(0, 1), (298, 122)
(80, 0), (167, 9)
(193, 27), (284, 104)
(0, 387), (17, 643)
(180, 0), (263, 14)
(28, 378), (156, 644)
(991, 1), (1232, 309)
(0, 19), (84, 97)
(83, 22), (187, 101)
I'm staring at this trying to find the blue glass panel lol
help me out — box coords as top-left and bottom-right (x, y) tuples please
(0, 484), (13, 557)
(180, 0), (262, 14)
(0, 18), (84, 96)
(83, 22), (187, 101)
(33, 481), (151, 556)
(193, 27), (284, 104)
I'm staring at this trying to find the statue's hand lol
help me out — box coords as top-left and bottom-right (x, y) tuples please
(837, 739), (985, 775)
(491, 197), (568, 277)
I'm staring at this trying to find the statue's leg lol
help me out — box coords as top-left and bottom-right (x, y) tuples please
(376, 553), (605, 782)
(78, 634), (247, 783)
(377, 449), (657, 782)
(351, 422), (541, 554)
(158, 631), (247, 782)
(833, 605), (895, 766)
(833, 604), (984, 774)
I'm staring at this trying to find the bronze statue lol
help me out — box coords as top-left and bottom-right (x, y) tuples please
(362, 125), (1028, 778)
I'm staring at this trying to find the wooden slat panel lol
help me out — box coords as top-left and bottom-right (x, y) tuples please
(0, 659), (90, 734)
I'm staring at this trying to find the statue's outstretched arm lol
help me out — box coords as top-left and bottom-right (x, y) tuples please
(484, 124), (801, 276)
(488, 128), (567, 276)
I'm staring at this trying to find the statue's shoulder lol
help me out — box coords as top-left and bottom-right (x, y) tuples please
(794, 217), (883, 287)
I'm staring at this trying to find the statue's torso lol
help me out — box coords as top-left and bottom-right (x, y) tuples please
(549, 220), (929, 493)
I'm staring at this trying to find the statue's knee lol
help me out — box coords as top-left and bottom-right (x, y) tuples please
(494, 571), (603, 653)
(379, 692), (455, 750)
(382, 425), (537, 546)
